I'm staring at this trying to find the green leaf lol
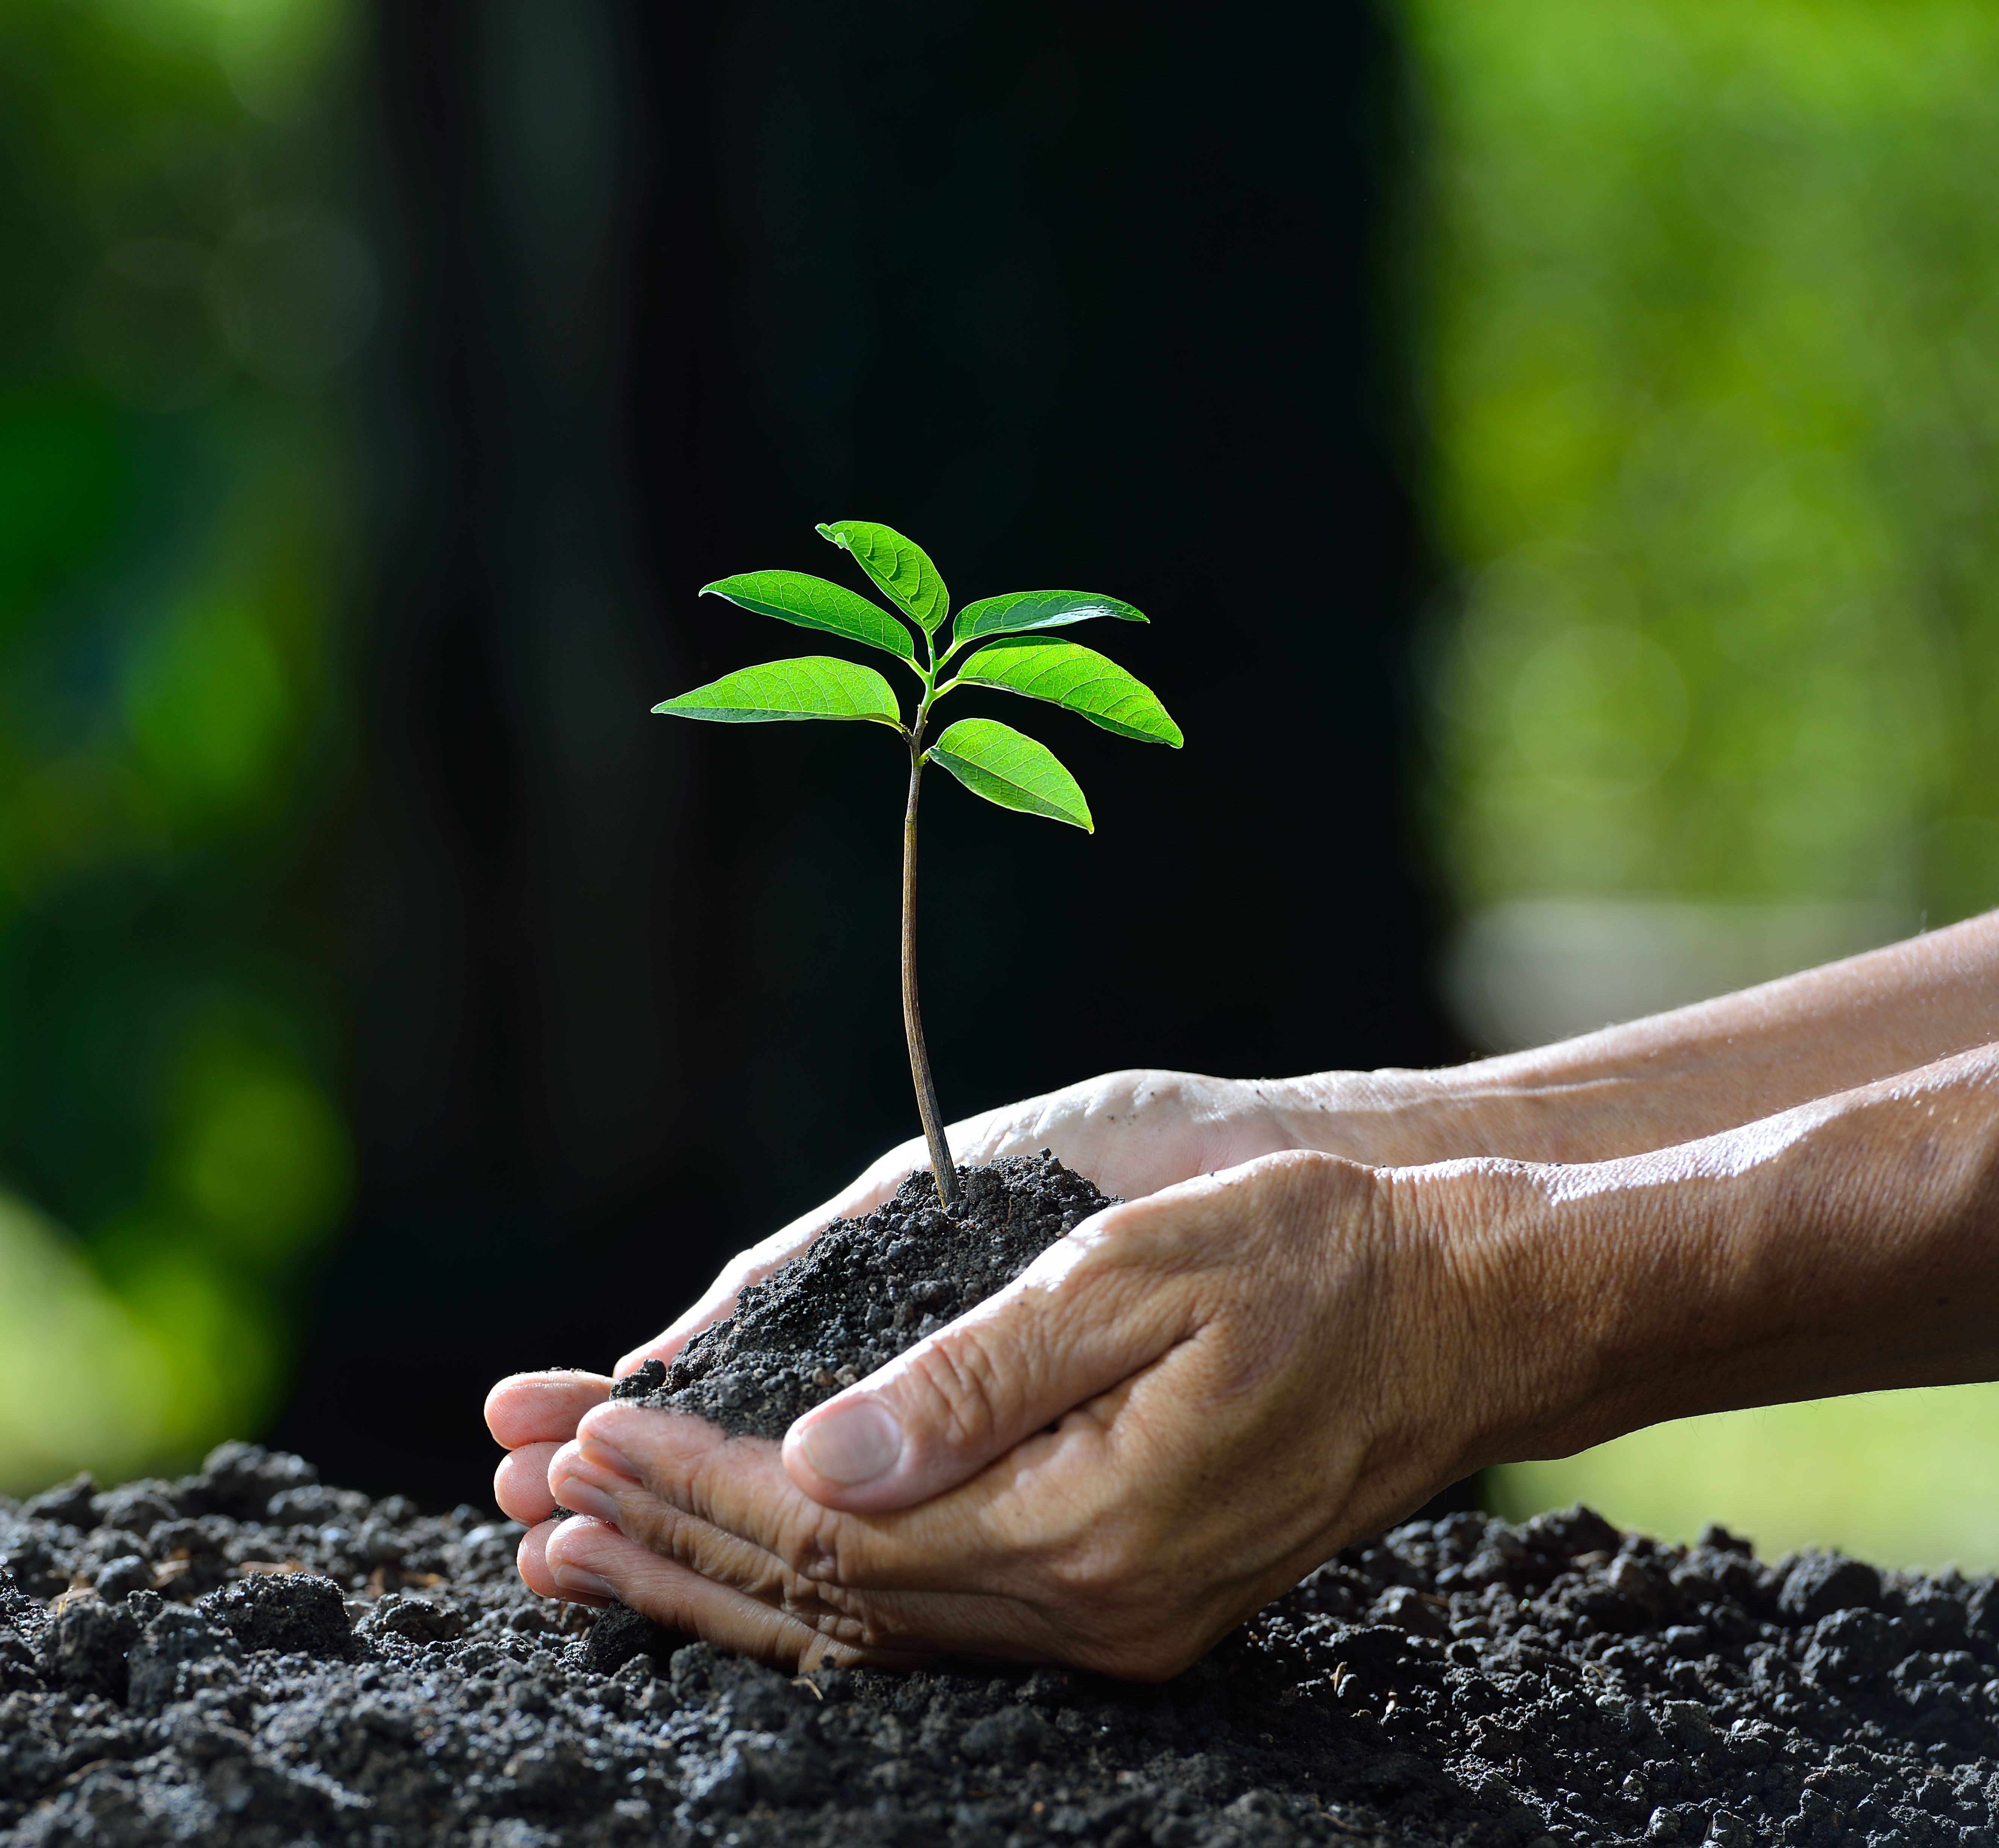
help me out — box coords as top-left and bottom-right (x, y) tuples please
(926, 718), (1092, 831)
(652, 657), (902, 726)
(950, 589), (1148, 652)
(701, 570), (916, 661)
(817, 519), (950, 635)
(953, 638), (1183, 746)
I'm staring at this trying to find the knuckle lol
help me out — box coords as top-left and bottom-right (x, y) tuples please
(788, 1586), (895, 1656)
(1051, 1210), (1163, 1301)
(803, 1623), (913, 1671)
(1041, 1500), (1177, 1603)
(1065, 1204), (1144, 1263)
(784, 1574), (858, 1622)
(1044, 1530), (1141, 1603)
(613, 1493), (681, 1558)
(681, 1440), (743, 1513)
(776, 1498), (852, 1584)
(904, 1332), (1010, 1452)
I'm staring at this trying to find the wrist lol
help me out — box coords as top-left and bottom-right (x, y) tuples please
(1317, 1049), (1999, 1521)
(1251, 1151), (1567, 1517)
(1384, 1059), (1999, 1475)
(1378, 1154), (1656, 1475)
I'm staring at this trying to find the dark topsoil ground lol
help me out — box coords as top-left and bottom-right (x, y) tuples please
(6, 1156), (1999, 1846)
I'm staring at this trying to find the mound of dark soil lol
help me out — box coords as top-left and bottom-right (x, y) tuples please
(7, 1442), (1999, 1845)
(615, 1153), (1116, 1439)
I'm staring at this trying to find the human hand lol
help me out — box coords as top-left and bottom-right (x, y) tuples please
(525, 1150), (1522, 1676)
(484, 1068), (1329, 1536)
(494, 1005), (1999, 1670)
(617, 1067), (1333, 1379)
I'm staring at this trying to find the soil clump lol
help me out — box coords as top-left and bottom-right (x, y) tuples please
(615, 1152), (1115, 1439)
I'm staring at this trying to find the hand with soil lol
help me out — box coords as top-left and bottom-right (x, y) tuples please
(487, 1067), (1328, 1540)
(613, 1068), (1358, 1380)
(614, 906), (1999, 1403)
(486, 913), (1999, 1673)
(511, 1029), (1999, 1677)
(512, 1147), (1478, 1675)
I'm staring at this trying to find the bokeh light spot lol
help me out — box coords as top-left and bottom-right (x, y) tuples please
(178, 1058), (353, 1263)
(208, 208), (377, 385)
(1509, 624), (1689, 793)
(123, 599), (292, 815)
(0, 1191), (179, 1495)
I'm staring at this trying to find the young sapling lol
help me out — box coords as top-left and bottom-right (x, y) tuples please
(653, 520), (1182, 1211)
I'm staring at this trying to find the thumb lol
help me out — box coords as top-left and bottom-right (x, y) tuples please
(780, 1210), (1190, 1512)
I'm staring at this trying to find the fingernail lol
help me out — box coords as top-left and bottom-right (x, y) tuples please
(799, 1398), (904, 1486)
(550, 1562), (614, 1600)
(552, 1482), (620, 1525)
(580, 1436), (642, 1482)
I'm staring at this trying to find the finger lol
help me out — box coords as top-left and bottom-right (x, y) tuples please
(574, 1398), (1053, 1596)
(614, 1140), (928, 1377)
(579, 1372), (1242, 1676)
(780, 1193), (1198, 1511)
(543, 1513), (930, 1672)
(515, 1517), (609, 1606)
(485, 1371), (611, 1448)
(548, 1430), (800, 1602)
(554, 1411), (1083, 1659)
(494, 1442), (564, 1526)
(532, 1444), (1162, 1673)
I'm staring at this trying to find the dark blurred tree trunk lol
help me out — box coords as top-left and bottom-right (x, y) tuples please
(274, 0), (1449, 1505)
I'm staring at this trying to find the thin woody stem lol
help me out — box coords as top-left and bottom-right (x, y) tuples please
(901, 745), (960, 1211)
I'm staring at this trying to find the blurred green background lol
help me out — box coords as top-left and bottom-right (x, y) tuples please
(0, 0), (359, 1491)
(1412, 0), (1999, 1565)
(4, 0), (1999, 1570)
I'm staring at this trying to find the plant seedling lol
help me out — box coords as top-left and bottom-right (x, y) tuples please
(653, 520), (1182, 1212)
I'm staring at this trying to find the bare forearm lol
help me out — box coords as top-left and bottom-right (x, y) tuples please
(1411, 1043), (1999, 1468)
(1278, 910), (1999, 1165)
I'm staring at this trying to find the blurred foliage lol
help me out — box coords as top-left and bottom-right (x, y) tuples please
(1492, 1386), (1999, 1574)
(8, 0), (1998, 1577)
(1406, 0), (1999, 1563)
(1410, 0), (1999, 919)
(0, 0), (361, 1493)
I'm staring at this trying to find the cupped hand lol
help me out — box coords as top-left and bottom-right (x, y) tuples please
(531, 1150), (1523, 1679)
(483, 1068), (1322, 1535)
(616, 1067), (1324, 1379)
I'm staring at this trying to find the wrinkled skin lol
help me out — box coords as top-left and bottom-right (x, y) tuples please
(498, 1153), (1497, 1677)
(487, 917), (1999, 1678)
(490, 1068), (1318, 1574)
